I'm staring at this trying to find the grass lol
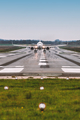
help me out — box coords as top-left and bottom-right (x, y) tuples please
(60, 46), (80, 52)
(0, 78), (80, 120)
(0, 46), (25, 52)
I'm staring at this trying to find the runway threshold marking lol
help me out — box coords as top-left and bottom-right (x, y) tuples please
(62, 66), (80, 73)
(62, 66), (80, 68)
(0, 56), (6, 58)
(8, 54), (15, 56)
(0, 68), (24, 73)
(0, 66), (24, 68)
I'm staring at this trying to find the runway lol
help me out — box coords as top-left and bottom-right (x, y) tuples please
(0, 46), (80, 77)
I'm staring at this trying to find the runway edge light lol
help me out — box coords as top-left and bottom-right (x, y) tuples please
(39, 103), (46, 112)
(66, 77), (69, 80)
(40, 86), (44, 90)
(4, 86), (9, 90)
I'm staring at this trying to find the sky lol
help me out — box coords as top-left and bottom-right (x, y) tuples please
(0, 0), (80, 41)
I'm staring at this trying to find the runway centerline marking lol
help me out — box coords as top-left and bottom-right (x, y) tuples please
(38, 50), (49, 67)
(38, 63), (47, 65)
(39, 60), (47, 62)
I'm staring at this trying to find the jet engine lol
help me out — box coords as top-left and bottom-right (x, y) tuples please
(46, 47), (50, 50)
(31, 47), (34, 50)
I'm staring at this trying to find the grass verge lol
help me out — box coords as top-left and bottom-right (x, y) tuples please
(0, 46), (25, 52)
(60, 46), (80, 52)
(0, 78), (80, 120)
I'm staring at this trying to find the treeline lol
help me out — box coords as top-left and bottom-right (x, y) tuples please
(0, 39), (66, 45)
(67, 40), (80, 45)
(0, 39), (80, 45)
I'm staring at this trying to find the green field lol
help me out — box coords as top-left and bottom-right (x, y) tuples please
(0, 78), (80, 120)
(60, 46), (80, 52)
(0, 45), (25, 52)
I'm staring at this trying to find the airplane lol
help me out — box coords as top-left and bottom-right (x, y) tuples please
(30, 41), (50, 51)
(12, 41), (50, 52)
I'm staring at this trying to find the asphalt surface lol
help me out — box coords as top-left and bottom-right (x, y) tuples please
(0, 46), (80, 77)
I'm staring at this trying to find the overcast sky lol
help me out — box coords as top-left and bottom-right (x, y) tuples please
(0, 0), (80, 41)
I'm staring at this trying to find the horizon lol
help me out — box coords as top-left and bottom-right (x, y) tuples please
(0, 38), (79, 42)
(0, 0), (80, 41)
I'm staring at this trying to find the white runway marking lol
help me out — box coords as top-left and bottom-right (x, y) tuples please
(0, 56), (6, 58)
(62, 68), (80, 73)
(62, 66), (80, 68)
(0, 68), (24, 73)
(8, 54), (15, 56)
(15, 66), (24, 67)
(39, 50), (48, 66)
(38, 63), (47, 65)
(0, 66), (24, 68)
(39, 60), (47, 62)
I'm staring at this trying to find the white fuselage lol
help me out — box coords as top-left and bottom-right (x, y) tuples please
(37, 42), (43, 49)
(33, 41), (49, 50)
